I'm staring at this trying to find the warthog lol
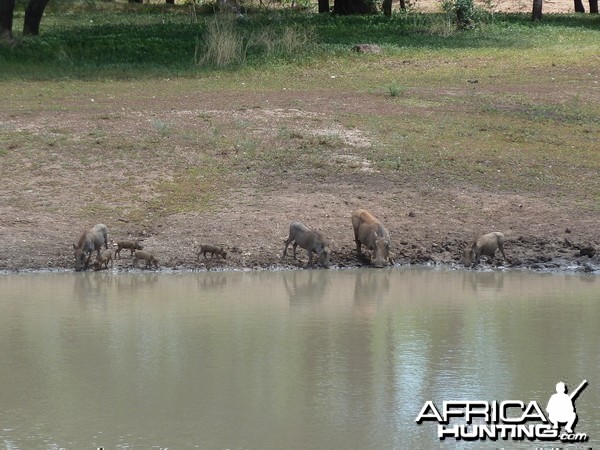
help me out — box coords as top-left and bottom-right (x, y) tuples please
(463, 232), (506, 267)
(93, 249), (114, 270)
(351, 209), (392, 268)
(282, 221), (331, 268)
(197, 244), (227, 260)
(73, 224), (109, 271)
(114, 240), (143, 259)
(133, 250), (159, 269)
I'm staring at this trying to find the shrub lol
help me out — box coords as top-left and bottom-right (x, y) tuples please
(389, 81), (403, 97)
(440, 0), (476, 29)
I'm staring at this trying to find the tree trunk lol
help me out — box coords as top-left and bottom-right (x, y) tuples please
(574, 0), (585, 12)
(589, 0), (598, 13)
(23, 0), (50, 36)
(0, 0), (16, 42)
(318, 0), (329, 13)
(166, 0), (174, 3)
(399, 0), (406, 10)
(333, 0), (376, 14)
(531, 0), (543, 21)
(383, 0), (392, 15)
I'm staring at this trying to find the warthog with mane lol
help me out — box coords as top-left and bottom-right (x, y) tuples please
(73, 223), (109, 271)
(282, 221), (331, 268)
(463, 232), (506, 267)
(351, 209), (392, 268)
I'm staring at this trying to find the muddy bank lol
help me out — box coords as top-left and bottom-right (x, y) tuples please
(1, 184), (598, 275)
(1, 229), (598, 274)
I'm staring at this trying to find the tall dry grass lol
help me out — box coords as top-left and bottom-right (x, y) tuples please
(197, 15), (247, 67)
(197, 15), (315, 67)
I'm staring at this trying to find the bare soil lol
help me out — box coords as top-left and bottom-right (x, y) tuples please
(2, 180), (597, 273)
(1, 84), (598, 274)
(417, 0), (577, 13)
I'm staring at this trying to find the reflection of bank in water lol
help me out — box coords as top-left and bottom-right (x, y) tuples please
(0, 269), (599, 449)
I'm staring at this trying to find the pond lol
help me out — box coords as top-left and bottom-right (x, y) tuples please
(0, 268), (598, 449)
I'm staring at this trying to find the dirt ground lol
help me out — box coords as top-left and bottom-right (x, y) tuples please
(2, 179), (598, 273)
(1, 6), (599, 276)
(1, 85), (598, 275)
(417, 0), (578, 13)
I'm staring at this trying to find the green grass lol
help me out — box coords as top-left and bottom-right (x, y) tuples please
(1, 4), (599, 78)
(0, 3), (599, 222)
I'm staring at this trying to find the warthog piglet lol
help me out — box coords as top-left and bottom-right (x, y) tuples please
(197, 244), (227, 260)
(93, 249), (114, 270)
(463, 232), (506, 267)
(114, 240), (143, 258)
(133, 250), (159, 269)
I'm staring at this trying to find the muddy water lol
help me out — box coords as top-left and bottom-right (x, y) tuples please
(0, 268), (598, 449)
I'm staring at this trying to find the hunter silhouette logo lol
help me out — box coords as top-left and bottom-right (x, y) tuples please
(546, 380), (587, 434)
(416, 380), (589, 443)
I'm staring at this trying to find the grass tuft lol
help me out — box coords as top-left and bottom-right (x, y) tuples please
(198, 15), (247, 67)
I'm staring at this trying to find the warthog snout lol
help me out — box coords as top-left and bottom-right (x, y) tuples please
(74, 248), (87, 271)
(318, 246), (331, 269)
(371, 237), (390, 268)
(463, 247), (475, 266)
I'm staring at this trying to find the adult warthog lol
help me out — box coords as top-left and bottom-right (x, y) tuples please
(282, 221), (331, 268)
(73, 223), (109, 271)
(351, 209), (392, 268)
(463, 232), (506, 267)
